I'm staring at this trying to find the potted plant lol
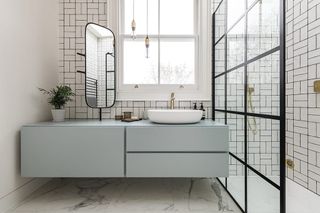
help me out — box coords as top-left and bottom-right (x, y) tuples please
(39, 85), (75, 122)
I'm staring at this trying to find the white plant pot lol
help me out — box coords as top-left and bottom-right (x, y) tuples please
(51, 109), (65, 122)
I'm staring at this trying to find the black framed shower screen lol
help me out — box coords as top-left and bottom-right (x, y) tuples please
(212, 0), (285, 213)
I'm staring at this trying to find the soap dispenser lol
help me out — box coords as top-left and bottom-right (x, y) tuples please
(200, 103), (206, 120)
(193, 103), (197, 110)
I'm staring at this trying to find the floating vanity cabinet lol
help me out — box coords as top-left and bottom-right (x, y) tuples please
(21, 123), (125, 177)
(126, 122), (229, 178)
(21, 120), (229, 178)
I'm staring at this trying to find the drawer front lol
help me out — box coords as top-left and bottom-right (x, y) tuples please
(21, 127), (125, 177)
(126, 153), (228, 177)
(126, 127), (228, 152)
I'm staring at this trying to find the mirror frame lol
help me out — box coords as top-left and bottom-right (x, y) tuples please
(84, 22), (116, 109)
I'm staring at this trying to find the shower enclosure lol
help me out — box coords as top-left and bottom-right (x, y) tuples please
(212, 0), (285, 213)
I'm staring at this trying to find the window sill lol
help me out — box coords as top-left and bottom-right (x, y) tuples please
(116, 91), (211, 101)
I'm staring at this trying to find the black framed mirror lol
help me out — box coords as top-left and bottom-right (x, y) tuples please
(85, 23), (116, 110)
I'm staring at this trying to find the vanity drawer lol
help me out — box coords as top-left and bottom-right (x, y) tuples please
(21, 127), (125, 177)
(126, 127), (228, 152)
(126, 153), (228, 177)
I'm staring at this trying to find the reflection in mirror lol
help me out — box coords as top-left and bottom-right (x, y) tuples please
(85, 23), (115, 108)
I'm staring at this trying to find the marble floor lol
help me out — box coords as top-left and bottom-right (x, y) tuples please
(8, 178), (241, 213)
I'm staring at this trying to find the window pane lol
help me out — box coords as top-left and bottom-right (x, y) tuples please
(247, 0), (256, 8)
(248, 169), (280, 213)
(218, 177), (226, 187)
(160, 40), (195, 84)
(227, 17), (245, 69)
(247, 117), (280, 186)
(227, 0), (245, 29)
(228, 155), (245, 210)
(124, 0), (158, 35)
(247, 51), (280, 116)
(215, 37), (225, 76)
(227, 67), (245, 112)
(160, 0), (194, 35)
(247, 0), (280, 59)
(123, 39), (158, 84)
(215, 111), (226, 124)
(228, 113), (245, 161)
(215, 75), (225, 110)
(214, 0), (226, 41)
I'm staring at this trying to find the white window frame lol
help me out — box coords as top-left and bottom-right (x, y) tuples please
(108, 0), (211, 101)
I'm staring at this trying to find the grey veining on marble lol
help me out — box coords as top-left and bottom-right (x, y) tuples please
(23, 119), (227, 128)
(9, 178), (241, 213)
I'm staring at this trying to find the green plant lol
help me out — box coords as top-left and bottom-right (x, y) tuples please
(39, 85), (75, 109)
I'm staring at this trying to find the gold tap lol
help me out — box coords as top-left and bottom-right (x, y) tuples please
(169, 92), (175, 109)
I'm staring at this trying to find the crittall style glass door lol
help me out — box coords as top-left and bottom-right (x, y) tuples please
(213, 0), (285, 212)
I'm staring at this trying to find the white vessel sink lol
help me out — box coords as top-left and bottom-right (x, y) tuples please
(148, 109), (203, 124)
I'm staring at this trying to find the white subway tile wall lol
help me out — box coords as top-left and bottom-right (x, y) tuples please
(59, 0), (212, 120)
(286, 0), (320, 195)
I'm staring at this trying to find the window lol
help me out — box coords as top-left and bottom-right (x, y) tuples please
(115, 0), (211, 100)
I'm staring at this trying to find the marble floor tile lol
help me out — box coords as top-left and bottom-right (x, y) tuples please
(8, 178), (241, 213)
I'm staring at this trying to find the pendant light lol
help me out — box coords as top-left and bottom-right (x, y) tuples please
(131, 0), (136, 39)
(145, 0), (150, 58)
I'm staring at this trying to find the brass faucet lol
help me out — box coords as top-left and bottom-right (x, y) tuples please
(169, 92), (175, 109)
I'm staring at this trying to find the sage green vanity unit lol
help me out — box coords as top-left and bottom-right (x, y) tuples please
(21, 120), (229, 178)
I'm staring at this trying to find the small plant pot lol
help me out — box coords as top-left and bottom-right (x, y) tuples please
(51, 109), (65, 122)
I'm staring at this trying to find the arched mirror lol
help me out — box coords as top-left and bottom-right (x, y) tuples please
(85, 23), (116, 108)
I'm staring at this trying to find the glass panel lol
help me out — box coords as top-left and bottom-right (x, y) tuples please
(228, 155), (245, 210)
(227, 67), (245, 112)
(247, 117), (280, 185)
(123, 39), (158, 84)
(214, 0), (226, 41)
(215, 111), (226, 124)
(160, 0), (194, 35)
(227, 0), (245, 29)
(247, 51), (280, 116)
(247, 0), (256, 8)
(218, 177), (226, 187)
(215, 37), (225, 76)
(160, 40), (195, 84)
(215, 75), (225, 110)
(247, 0), (280, 59)
(227, 113), (245, 160)
(248, 169), (280, 213)
(227, 17), (245, 69)
(124, 0), (158, 35)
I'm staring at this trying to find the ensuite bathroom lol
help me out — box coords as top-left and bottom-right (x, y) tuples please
(0, 0), (319, 213)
